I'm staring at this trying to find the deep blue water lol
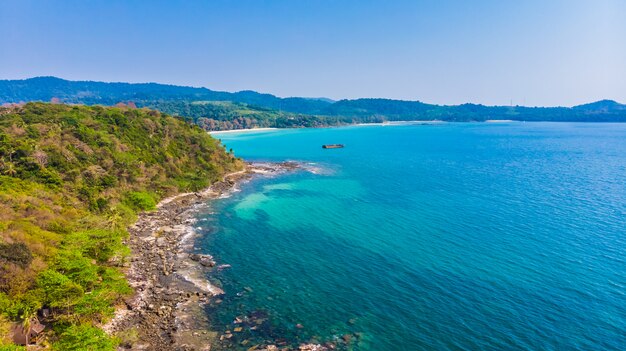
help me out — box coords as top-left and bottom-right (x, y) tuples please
(197, 123), (626, 350)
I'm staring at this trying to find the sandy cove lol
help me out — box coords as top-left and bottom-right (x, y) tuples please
(104, 162), (302, 351)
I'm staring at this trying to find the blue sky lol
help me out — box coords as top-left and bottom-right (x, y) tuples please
(0, 0), (624, 106)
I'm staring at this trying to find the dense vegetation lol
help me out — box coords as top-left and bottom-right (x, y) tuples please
(0, 103), (242, 349)
(1, 77), (625, 131)
(140, 101), (342, 130)
(321, 98), (626, 122)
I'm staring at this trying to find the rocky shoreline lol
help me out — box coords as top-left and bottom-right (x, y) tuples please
(104, 162), (303, 351)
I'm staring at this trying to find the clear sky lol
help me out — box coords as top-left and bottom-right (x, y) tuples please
(1, 0), (624, 106)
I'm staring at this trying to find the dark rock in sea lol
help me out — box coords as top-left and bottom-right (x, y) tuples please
(199, 256), (216, 267)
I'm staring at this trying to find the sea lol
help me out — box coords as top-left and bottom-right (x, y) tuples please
(195, 122), (626, 351)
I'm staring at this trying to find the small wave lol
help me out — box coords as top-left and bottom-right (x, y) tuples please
(301, 163), (334, 175)
(179, 270), (225, 296)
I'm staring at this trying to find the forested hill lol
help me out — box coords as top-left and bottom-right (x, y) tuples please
(1, 77), (625, 129)
(321, 98), (626, 122)
(0, 77), (331, 115)
(0, 103), (242, 349)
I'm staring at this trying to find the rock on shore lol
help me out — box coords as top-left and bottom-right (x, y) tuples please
(104, 162), (300, 350)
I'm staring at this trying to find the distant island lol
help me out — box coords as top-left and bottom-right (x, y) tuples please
(1, 77), (625, 131)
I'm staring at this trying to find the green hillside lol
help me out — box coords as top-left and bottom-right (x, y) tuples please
(0, 103), (242, 349)
(141, 100), (330, 130)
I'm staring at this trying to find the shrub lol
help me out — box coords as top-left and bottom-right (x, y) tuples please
(52, 251), (99, 290)
(36, 270), (83, 310)
(99, 174), (117, 188)
(52, 324), (117, 351)
(37, 168), (63, 186)
(123, 191), (157, 211)
(0, 243), (32, 268)
(68, 229), (126, 264)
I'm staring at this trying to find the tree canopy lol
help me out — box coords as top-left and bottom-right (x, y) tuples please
(0, 103), (242, 349)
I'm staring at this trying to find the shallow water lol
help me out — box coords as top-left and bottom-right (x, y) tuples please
(196, 123), (626, 350)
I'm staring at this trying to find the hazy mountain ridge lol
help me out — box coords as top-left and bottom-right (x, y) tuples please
(572, 99), (626, 112)
(0, 77), (332, 115)
(1, 77), (625, 126)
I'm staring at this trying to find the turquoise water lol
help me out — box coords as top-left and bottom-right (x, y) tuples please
(197, 123), (626, 350)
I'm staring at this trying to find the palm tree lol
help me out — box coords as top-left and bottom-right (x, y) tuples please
(21, 309), (37, 345)
(2, 160), (17, 176)
(106, 208), (123, 231)
(22, 317), (31, 345)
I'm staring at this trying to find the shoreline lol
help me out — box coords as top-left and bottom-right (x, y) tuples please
(209, 127), (279, 135)
(354, 120), (446, 126)
(485, 119), (516, 123)
(104, 162), (300, 350)
(208, 120), (449, 134)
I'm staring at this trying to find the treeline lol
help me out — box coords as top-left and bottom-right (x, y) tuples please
(0, 103), (242, 349)
(321, 98), (626, 122)
(141, 101), (280, 130)
(2, 77), (626, 131)
(0, 77), (332, 116)
(138, 101), (361, 130)
(137, 99), (626, 131)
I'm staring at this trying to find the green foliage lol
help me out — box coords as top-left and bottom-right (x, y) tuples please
(0, 291), (43, 322)
(0, 102), (242, 347)
(0, 293), (9, 313)
(143, 100), (352, 130)
(52, 324), (117, 351)
(37, 270), (84, 310)
(53, 251), (99, 290)
(123, 191), (156, 211)
(66, 229), (128, 264)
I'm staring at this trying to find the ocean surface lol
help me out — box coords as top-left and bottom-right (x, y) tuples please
(196, 123), (626, 350)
